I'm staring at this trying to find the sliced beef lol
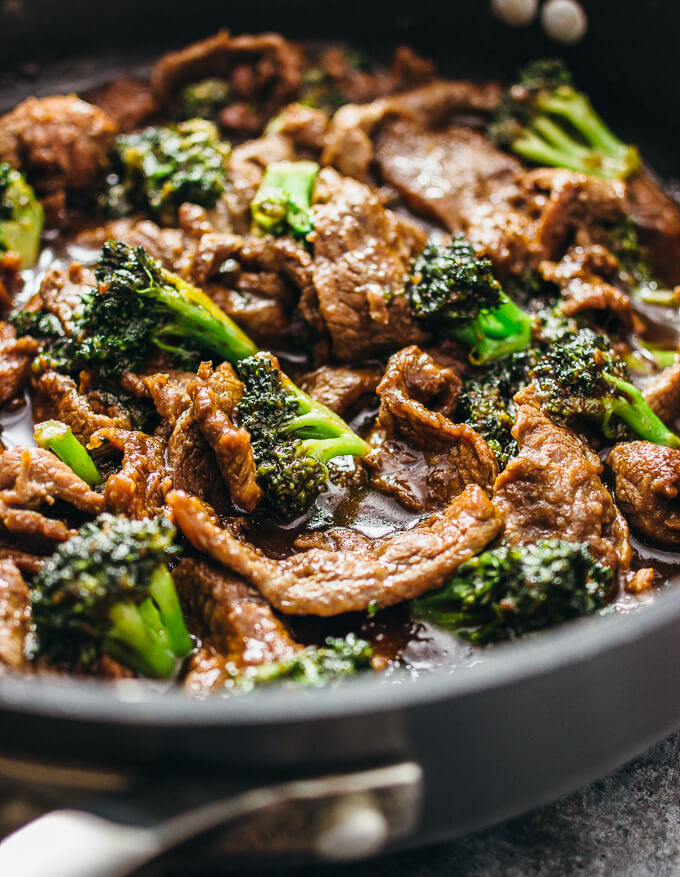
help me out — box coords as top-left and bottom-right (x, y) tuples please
(174, 557), (298, 695)
(151, 31), (303, 134)
(364, 346), (497, 511)
(0, 322), (39, 408)
(375, 121), (521, 231)
(168, 484), (503, 616)
(643, 363), (680, 427)
(268, 103), (328, 153)
(191, 362), (262, 512)
(0, 560), (30, 671)
(32, 371), (135, 444)
(310, 168), (429, 360)
(28, 262), (93, 336)
(0, 95), (117, 192)
(493, 405), (631, 575)
(627, 169), (680, 285)
(142, 370), (193, 428)
(539, 244), (637, 333)
(86, 77), (157, 132)
(0, 545), (44, 576)
(98, 219), (196, 279)
(608, 442), (680, 549)
(0, 447), (105, 516)
(299, 365), (382, 416)
(322, 79), (501, 181)
(89, 428), (170, 520)
(0, 500), (74, 547)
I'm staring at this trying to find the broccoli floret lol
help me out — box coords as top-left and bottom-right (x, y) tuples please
(607, 219), (679, 306)
(8, 308), (64, 342)
(525, 327), (680, 447)
(489, 59), (639, 181)
(0, 161), (43, 268)
(455, 374), (518, 468)
(235, 353), (370, 520)
(412, 538), (612, 643)
(408, 237), (533, 363)
(235, 634), (373, 691)
(178, 78), (231, 120)
(66, 240), (257, 377)
(34, 420), (103, 487)
(251, 160), (319, 239)
(101, 120), (230, 223)
(28, 514), (192, 677)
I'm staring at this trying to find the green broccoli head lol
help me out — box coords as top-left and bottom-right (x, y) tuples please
(235, 353), (369, 520)
(412, 538), (612, 643)
(101, 120), (231, 223)
(0, 161), (43, 268)
(488, 59), (639, 181)
(455, 373), (518, 469)
(178, 78), (231, 120)
(408, 237), (533, 363)
(525, 327), (680, 447)
(28, 514), (192, 677)
(236, 634), (373, 691)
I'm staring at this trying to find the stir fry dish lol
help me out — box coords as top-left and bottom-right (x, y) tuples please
(1, 31), (680, 694)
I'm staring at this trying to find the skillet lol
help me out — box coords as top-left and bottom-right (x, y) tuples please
(2, 0), (680, 872)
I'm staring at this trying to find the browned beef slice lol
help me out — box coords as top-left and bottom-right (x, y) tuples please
(0, 447), (105, 516)
(32, 371), (133, 444)
(191, 362), (262, 512)
(86, 77), (157, 132)
(192, 232), (297, 345)
(269, 103), (328, 152)
(643, 363), (680, 426)
(364, 347), (497, 511)
(627, 169), (680, 285)
(168, 484), (503, 616)
(0, 95), (117, 192)
(608, 442), (680, 548)
(89, 428), (170, 520)
(322, 79), (501, 181)
(493, 405), (631, 574)
(100, 219), (196, 278)
(151, 31), (303, 133)
(0, 545), (44, 576)
(299, 365), (382, 416)
(539, 244), (636, 333)
(310, 168), (429, 360)
(375, 121), (521, 231)
(142, 370), (193, 427)
(0, 322), (39, 407)
(0, 500), (73, 547)
(0, 560), (30, 671)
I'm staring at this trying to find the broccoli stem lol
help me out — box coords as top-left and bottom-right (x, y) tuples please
(603, 374), (680, 448)
(104, 564), (192, 678)
(280, 376), (370, 449)
(145, 268), (258, 363)
(33, 420), (103, 487)
(453, 295), (533, 364)
(251, 160), (319, 237)
(0, 163), (44, 269)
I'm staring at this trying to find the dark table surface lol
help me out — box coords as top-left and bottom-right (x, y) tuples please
(225, 729), (680, 877)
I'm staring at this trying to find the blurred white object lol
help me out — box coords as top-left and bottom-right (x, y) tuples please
(491, 0), (538, 27)
(541, 0), (588, 43)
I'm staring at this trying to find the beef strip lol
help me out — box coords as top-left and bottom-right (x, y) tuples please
(627, 169), (680, 285)
(168, 484), (503, 615)
(643, 363), (680, 427)
(0, 500), (73, 547)
(322, 79), (501, 181)
(0, 560), (30, 672)
(191, 362), (263, 512)
(151, 31), (303, 135)
(493, 405), (631, 575)
(85, 77), (157, 132)
(89, 428), (170, 520)
(0, 545), (44, 576)
(22, 262), (93, 338)
(364, 347), (497, 511)
(0, 322), (39, 408)
(32, 371), (135, 445)
(0, 95), (117, 192)
(375, 121), (521, 231)
(0, 447), (105, 516)
(608, 442), (680, 548)
(174, 557), (298, 695)
(309, 168), (429, 360)
(539, 244), (637, 333)
(299, 365), (382, 416)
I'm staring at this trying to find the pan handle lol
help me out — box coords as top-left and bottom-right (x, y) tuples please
(0, 761), (423, 877)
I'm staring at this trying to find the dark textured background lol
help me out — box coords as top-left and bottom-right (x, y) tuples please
(221, 730), (680, 877)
